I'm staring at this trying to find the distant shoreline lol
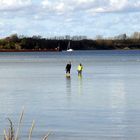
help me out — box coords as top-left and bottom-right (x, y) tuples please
(1, 35), (140, 51)
(0, 49), (60, 52)
(0, 48), (140, 52)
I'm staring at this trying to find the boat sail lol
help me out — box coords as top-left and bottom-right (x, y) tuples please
(67, 41), (73, 52)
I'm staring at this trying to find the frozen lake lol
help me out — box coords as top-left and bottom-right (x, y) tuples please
(0, 50), (140, 140)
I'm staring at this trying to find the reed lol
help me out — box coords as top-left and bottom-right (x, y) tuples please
(4, 118), (15, 140)
(15, 108), (24, 140)
(4, 109), (51, 140)
(42, 131), (51, 140)
(28, 120), (35, 140)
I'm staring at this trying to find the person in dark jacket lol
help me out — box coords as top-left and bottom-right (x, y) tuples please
(66, 62), (71, 74)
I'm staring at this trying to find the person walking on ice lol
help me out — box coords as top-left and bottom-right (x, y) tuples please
(77, 63), (83, 76)
(65, 62), (71, 77)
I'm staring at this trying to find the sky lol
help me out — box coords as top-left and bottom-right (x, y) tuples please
(0, 0), (140, 38)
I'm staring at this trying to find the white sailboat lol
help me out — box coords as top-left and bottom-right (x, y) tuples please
(67, 41), (73, 52)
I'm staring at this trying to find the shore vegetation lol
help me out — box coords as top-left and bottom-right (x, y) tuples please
(0, 34), (140, 52)
(4, 109), (51, 140)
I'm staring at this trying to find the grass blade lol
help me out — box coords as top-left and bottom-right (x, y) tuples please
(28, 120), (35, 140)
(42, 131), (51, 140)
(15, 107), (24, 140)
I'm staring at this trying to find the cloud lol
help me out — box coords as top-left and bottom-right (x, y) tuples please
(0, 0), (140, 38)
(87, 0), (140, 14)
(1, 0), (140, 18)
(41, 0), (140, 15)
(0, 0), (31, 11)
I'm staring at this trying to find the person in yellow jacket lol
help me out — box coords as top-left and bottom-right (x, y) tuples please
(77, 63), (83, 75)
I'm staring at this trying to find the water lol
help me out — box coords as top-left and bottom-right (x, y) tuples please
(0, 50), (140, 140)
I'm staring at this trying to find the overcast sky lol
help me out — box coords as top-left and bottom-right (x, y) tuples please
(0, 0), (140, 38)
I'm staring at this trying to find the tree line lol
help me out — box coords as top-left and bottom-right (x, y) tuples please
(0, 34), (140, 51)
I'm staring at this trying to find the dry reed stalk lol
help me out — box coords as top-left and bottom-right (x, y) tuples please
(15, 107), (24, 140)
(28, 120), (35, 140)
(4, 118), (15, 140)
(7, 118), (14, 140)
(4, 129), (8, 140)
(42, 131), (51, 140)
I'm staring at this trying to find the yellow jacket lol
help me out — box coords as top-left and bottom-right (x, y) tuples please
(77, 65), (83, 71)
